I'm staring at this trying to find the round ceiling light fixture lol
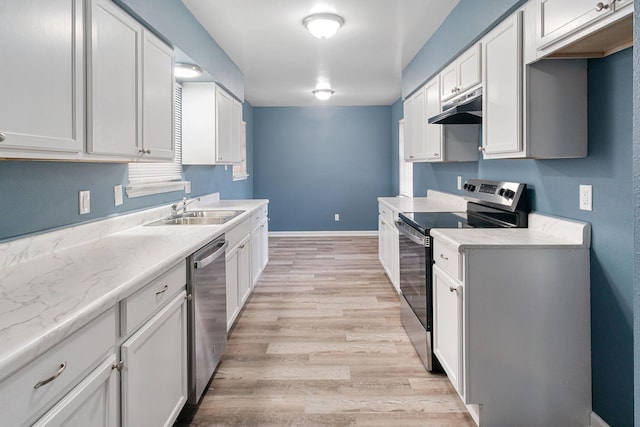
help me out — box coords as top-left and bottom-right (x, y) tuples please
(312, 88), (335, 101)
(303, 13), (344, 39)
(174, 62), (203, 79)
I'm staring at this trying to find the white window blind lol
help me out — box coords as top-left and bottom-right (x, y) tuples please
(126, 84), (185, 197)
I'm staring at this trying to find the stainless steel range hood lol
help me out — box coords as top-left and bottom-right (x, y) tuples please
(428, 87), (482, 125)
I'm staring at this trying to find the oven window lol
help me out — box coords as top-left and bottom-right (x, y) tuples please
(398, 233), (428, 328)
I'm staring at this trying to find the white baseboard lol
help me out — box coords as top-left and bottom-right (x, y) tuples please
(590, 412), (609, 427)
(269, 230), (378, 237)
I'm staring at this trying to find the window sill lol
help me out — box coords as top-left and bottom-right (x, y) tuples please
(232, 174), (249, 182)
(125, 181), (189, 198)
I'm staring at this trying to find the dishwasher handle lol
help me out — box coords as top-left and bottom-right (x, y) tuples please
(194, 240), (229, 269)
(396, 220), (428, 247)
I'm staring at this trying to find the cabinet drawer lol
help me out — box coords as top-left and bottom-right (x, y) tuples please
(433, 239), (461, 281)
(120, 261), (186, 337)
(0, 307), (116, 427)
(226, 217), (250, 250)
(378, 203), (396, 225)
(250, 205), (268, 229)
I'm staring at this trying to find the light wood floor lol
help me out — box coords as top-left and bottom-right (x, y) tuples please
(178, 236), (475, 426)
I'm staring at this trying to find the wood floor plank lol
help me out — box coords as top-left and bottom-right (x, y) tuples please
(175, 236), (474, 427)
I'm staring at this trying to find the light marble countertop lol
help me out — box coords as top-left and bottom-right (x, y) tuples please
(378, 190), (467, 213)
(0, 196), (268, 381)
(431, 213), (591, 250)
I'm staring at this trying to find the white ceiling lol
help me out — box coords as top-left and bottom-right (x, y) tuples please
(181, 0), (459, 107)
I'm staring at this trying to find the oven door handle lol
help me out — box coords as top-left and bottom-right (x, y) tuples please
(396, 221), (427, 246)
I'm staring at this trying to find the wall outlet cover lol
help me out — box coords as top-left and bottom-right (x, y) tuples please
(79, 190), (90, 214)
(185, 181), (191, 194)
(579, 184), (592, 211)
(334, 214), (340, 221)
(457, 176), (462, 190)
(114, 185), (123, 206)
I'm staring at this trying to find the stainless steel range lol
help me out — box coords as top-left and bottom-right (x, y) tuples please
(396, 179), (529, 371)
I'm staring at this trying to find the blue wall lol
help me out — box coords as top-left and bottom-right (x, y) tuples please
(401, 1), (634, 423)
(0, 102), (254, 241)
(253, 106), (392, 232)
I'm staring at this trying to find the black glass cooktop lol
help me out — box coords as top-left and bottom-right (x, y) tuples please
(399, 210), (511, 235)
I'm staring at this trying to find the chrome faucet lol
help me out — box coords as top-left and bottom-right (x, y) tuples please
(170, 197), (201, 217)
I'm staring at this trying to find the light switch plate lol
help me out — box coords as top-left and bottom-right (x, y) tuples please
(114, 185), (123, 206)
(334, 214), (340, 221)
(79, 190), (90, 214)
(579, 184), (592, 211)
(457, 176), (462, 190)
(184, 181), (191, 194)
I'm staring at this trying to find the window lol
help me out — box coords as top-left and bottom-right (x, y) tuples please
(398, 119), (413, 197)
(126, 84), (187, 198)
(232, 120), (248, 181)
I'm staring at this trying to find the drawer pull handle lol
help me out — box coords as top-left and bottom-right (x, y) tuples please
(0, 132), (6, 142)
(439, 254), (449, 260)
(449, 286), (458, 293)
(595, 2), (610, 11)
(112, 360), (124, 371)
(185, 293), (193, 302)
(34, 362), (66, 389)
(155, 285), (168, 295)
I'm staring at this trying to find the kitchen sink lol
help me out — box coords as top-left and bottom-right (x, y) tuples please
(146, 209), (245, 226)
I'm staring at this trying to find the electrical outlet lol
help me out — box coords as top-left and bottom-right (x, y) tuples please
(579, 185), (592, 211)
(114, 185), (123, 206)
(79, 190), (91, 214)
(457, 176), (462, 190)
(184, 181), (191, 194)
(334, 214), (340, 221)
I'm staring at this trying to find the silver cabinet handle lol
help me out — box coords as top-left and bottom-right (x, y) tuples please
(449, 286), (458, 293)
(0, 132), (6, 142)
(185, 293), (193, 302)
(112, 360), (124, 371)
(478, 146), (486, 152)
(595, 2), (609, 11)
(433, 153), (439, 157)
(138, 149), (151, 155)
(440, 254), (449, 260)
(34, 362), (66, 389)
(155, 284), (168, 295)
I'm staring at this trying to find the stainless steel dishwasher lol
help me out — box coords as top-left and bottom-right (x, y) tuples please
(186, 234), (228, 405)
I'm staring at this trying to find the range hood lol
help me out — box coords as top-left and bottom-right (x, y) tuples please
(428, 87), (482, 125)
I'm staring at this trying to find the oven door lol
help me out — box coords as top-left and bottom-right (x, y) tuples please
(396, 220), (432, 330)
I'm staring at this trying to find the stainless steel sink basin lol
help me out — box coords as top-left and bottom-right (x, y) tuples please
(146, 209), (245, 226)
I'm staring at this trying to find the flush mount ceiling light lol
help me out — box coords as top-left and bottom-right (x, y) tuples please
(312, 88), (334, 101)
(174, 62), (203, 79)
(303, 13), (344, 39)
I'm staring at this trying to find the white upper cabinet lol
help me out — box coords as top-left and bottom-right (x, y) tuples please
(423, 77), (443, 161)
(0, 0), (84, 158)
(142, 30), (175, 160)
(535, 0), (633, 58)
(182, 82), (243, 165)
(87, 0), (174, 161)
(482, 11), (523, 157)
(481, 5), (587, 160)
(440, 44), (481, 102)
(87, 0), (141, 157)
(402, 86), (427, 161)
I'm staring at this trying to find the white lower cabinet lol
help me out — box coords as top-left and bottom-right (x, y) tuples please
(33, 355), (118, 427)
(378, 203), (399, 292)
(226, 235), (251, 331)
(433, 265), (463, 396)
(120, 291), (187, 427)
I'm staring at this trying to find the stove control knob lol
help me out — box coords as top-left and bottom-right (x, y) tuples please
(505, 190), (515, 199)
(498, 188), (506, 197)
(463, 183), (469, 190)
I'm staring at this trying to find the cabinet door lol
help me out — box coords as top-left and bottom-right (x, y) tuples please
(215, 86), (234, 163)
(231, 99), (243, 164)
(440, 63), (458, 101)
(237, 237), (251, 306)
(226, 248), (240, 330)
(250, 226), (261, 286)
(121, 292), (187, 427)
(389, 224), (400, 292)
(402, 98), (414, 161)
(457, 44), (481, 93)
(142, 29), (174, 160)
(182, 83), (216, 164)
(407, 88), (426, 161)
(537, 0), (614, 49)
(482, 12), (523, 157)
(433, 266), (463, 396)
(0, 0), (84, 155)
(260, 218), (269, 272)
(423, 77), (443, 161)
(87, 0), (141, 157)
(33, 355), (118, 427)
